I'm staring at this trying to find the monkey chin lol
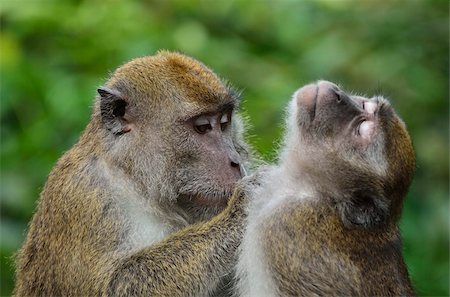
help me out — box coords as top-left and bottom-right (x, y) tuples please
(178, 193), (229, 209)
(194, 194), (229, 208)
(176, 194), (229, 223)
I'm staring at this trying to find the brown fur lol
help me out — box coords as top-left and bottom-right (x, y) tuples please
(238, 81), (415, 296)
(14, 51), (252, 297)
(264, 201), (414, 296)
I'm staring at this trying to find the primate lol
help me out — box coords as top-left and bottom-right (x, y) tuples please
(14, 51), (253, 297)
(237, 80), (416, 296)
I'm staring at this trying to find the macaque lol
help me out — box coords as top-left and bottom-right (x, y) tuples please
(237, 80), (415, 296)
(14, 51), (253, 297)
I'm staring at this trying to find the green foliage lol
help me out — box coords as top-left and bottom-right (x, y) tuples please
(1, 0), (448, 295)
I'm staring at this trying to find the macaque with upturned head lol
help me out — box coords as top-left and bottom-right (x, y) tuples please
(14, 51), (254, 297)
(237, 81), (416, 296)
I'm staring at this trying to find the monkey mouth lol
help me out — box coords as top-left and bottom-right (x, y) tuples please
(295, 84), (318, 121)
(193, 194), (229, 207)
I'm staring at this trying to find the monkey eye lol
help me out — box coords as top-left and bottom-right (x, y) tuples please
(194, 116), (212, 134)
(220, 113), (230, 131)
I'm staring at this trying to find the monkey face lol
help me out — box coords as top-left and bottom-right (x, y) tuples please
(97, 52), (249, 221)
(291, 80), (415, 227)
(295, 80), (382, 148)
(174, 104), (245, 212)
(294, 80), (413, 176)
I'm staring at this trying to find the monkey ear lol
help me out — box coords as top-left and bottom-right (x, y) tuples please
(97, 87), (131, 135)
(337, 193), (389, 229)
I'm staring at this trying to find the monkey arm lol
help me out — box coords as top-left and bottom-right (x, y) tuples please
(104, 189), (246, 297)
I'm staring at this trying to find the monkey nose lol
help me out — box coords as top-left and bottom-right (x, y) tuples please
(296, 80), (342, 108)
(317, 81), (342, 99)
(317, 80), (339, 90)
(315, 80), (354, 106)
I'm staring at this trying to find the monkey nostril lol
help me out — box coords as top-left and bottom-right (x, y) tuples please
(230, 161), (243, 177)
(332, 88), (344, 103)
(334, 90), (350, 104)
(336, 91), (342, 103)
(231, 161), (240, 168)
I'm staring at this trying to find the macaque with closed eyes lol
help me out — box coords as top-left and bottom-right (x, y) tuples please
(237, 80), (415, 296)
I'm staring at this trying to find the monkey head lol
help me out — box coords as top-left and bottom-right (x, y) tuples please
(284, 80), (415, 229)
(93, 51), (250, 221)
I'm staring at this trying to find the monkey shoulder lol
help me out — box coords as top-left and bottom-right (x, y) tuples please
(238, 196), (362, 297)
(260, 200), (363, 296)
(259, 198), (411, 296)
(31, 151), (179, 255)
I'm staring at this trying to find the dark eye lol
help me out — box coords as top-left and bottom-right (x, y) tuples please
(195, 124), (211, 134)
(194, 116), (212, 134)
(220, 113), (231, 131)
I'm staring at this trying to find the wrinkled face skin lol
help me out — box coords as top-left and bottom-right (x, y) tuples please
(104, 53), (249, 222)
(291, 80), (415, 225)
(295, 81), (386, 156)
(173, 99), (245, 213)
(148, 87), (247, 222)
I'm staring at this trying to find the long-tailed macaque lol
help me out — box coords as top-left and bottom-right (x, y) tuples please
(237, 80), (415, 296)
(14, 51), (253, 297)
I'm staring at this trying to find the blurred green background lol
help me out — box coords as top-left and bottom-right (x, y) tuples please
(1, 0), (448, 296)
